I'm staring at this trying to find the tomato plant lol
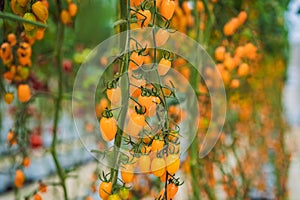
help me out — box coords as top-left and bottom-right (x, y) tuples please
(0, 0), (292, 199)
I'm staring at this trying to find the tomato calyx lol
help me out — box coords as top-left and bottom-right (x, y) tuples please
(162, 50), (173, 61)
(102, 107), (114, 118)
(134, 105), (146, 115)
(139, 85), (162, 105)
(140, 86), (151, 97)
(99, 171), (111, 182)
(106, 79), (119, 90)
(168, 175), (184, 187)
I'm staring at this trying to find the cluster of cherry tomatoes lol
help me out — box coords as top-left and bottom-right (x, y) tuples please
(60, 0), (78, 25)
(93, 0), (188, 199)
(1, 2), (50, 198)
(214, 11), (258, 90)
(11, 0), (49, 38)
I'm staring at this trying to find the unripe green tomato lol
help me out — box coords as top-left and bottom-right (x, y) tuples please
(108, 194), (121, 200)
(20, 67), (29, 80)
(23, 13), (37, 31)
(119, 187), (129, 199)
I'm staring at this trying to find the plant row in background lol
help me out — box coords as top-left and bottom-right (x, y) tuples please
(0, 0), (290, 200)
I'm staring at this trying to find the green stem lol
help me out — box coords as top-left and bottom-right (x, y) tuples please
(50, 1), (67, 199)
(110, 0), (130, 186)
(190, 139), (201, 199)
(0, 11), (48, 28)
(202, 0), (214, 48)
(193, 0), (200, 42)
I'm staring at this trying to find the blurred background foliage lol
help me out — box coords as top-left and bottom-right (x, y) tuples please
(0, 0), (296, 199)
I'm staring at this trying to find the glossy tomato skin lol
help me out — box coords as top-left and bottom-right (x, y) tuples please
(151, 157), (166, 177)
(167, 183), (178, 199)
(160, 0), (175, 20)
(158, 58), (171, 76)
(139, 155), (151, 173)
(166, 154), (180, 174)
(106, 87), (121, 105)
(121, 164), (134, 183)
(100, 117), (117, 141)
(151, 139), (164, 152)
(14, 169), (25, 188)
(33, 193), (42, 200)
(99, 181), (112, 200)
(129, 52), (144, 70)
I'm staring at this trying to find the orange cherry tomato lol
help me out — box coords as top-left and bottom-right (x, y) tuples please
(17, 42), (32, 66)
(136, 9), (151, 28)
(68, 2), (78, 17)
(130, 110), (146, 127)
(215, 46), (226, 61)
(22, 156), (30, 168)
(230, 79), (240, 89)
(167, 183), (178, 199)
(158, 57), (171, 76)
(160, 0), (175, 20)
(18, 84), (31, 103)
(0, 42), (13, 65)
(121, 164), (134, 183)
(14, 169), (25, 188)
(182, 1), (191, 15)
(1, 42), (12, 58)
(39, 182), (47, 193)
(99, 116), (118, 142)
(129, 51), (144, 70)
(196, 1), (204, 12)
(166, 154), (180, 174)
(235, 46), (245, 58)
(160, 171), (167, 182)
(155, 29), (170, 47)
(35, 29), (45, 40)
(237, 63), (249, 77)
(99, 181), (112, 200)
(106, 87), (121, 105)
(151, 138), (164, 152)
(127, 110), (146, 137)
(60, 10), (71, 24)
(151, 157), (166, 177)
(223, 18), (239, 36)
(4, 92), (14, 104)
(237, 11), (247, 26)
(138, 95), (158, 116)
(7, 131), (17, 146)
(7, 33), (17, 46)
(156, 0), (163, 7)
(95, 98), (109, 117)
(131, 0), (143, 7)
(138, 155), (151, 173)
(33, 193), (42, 200)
